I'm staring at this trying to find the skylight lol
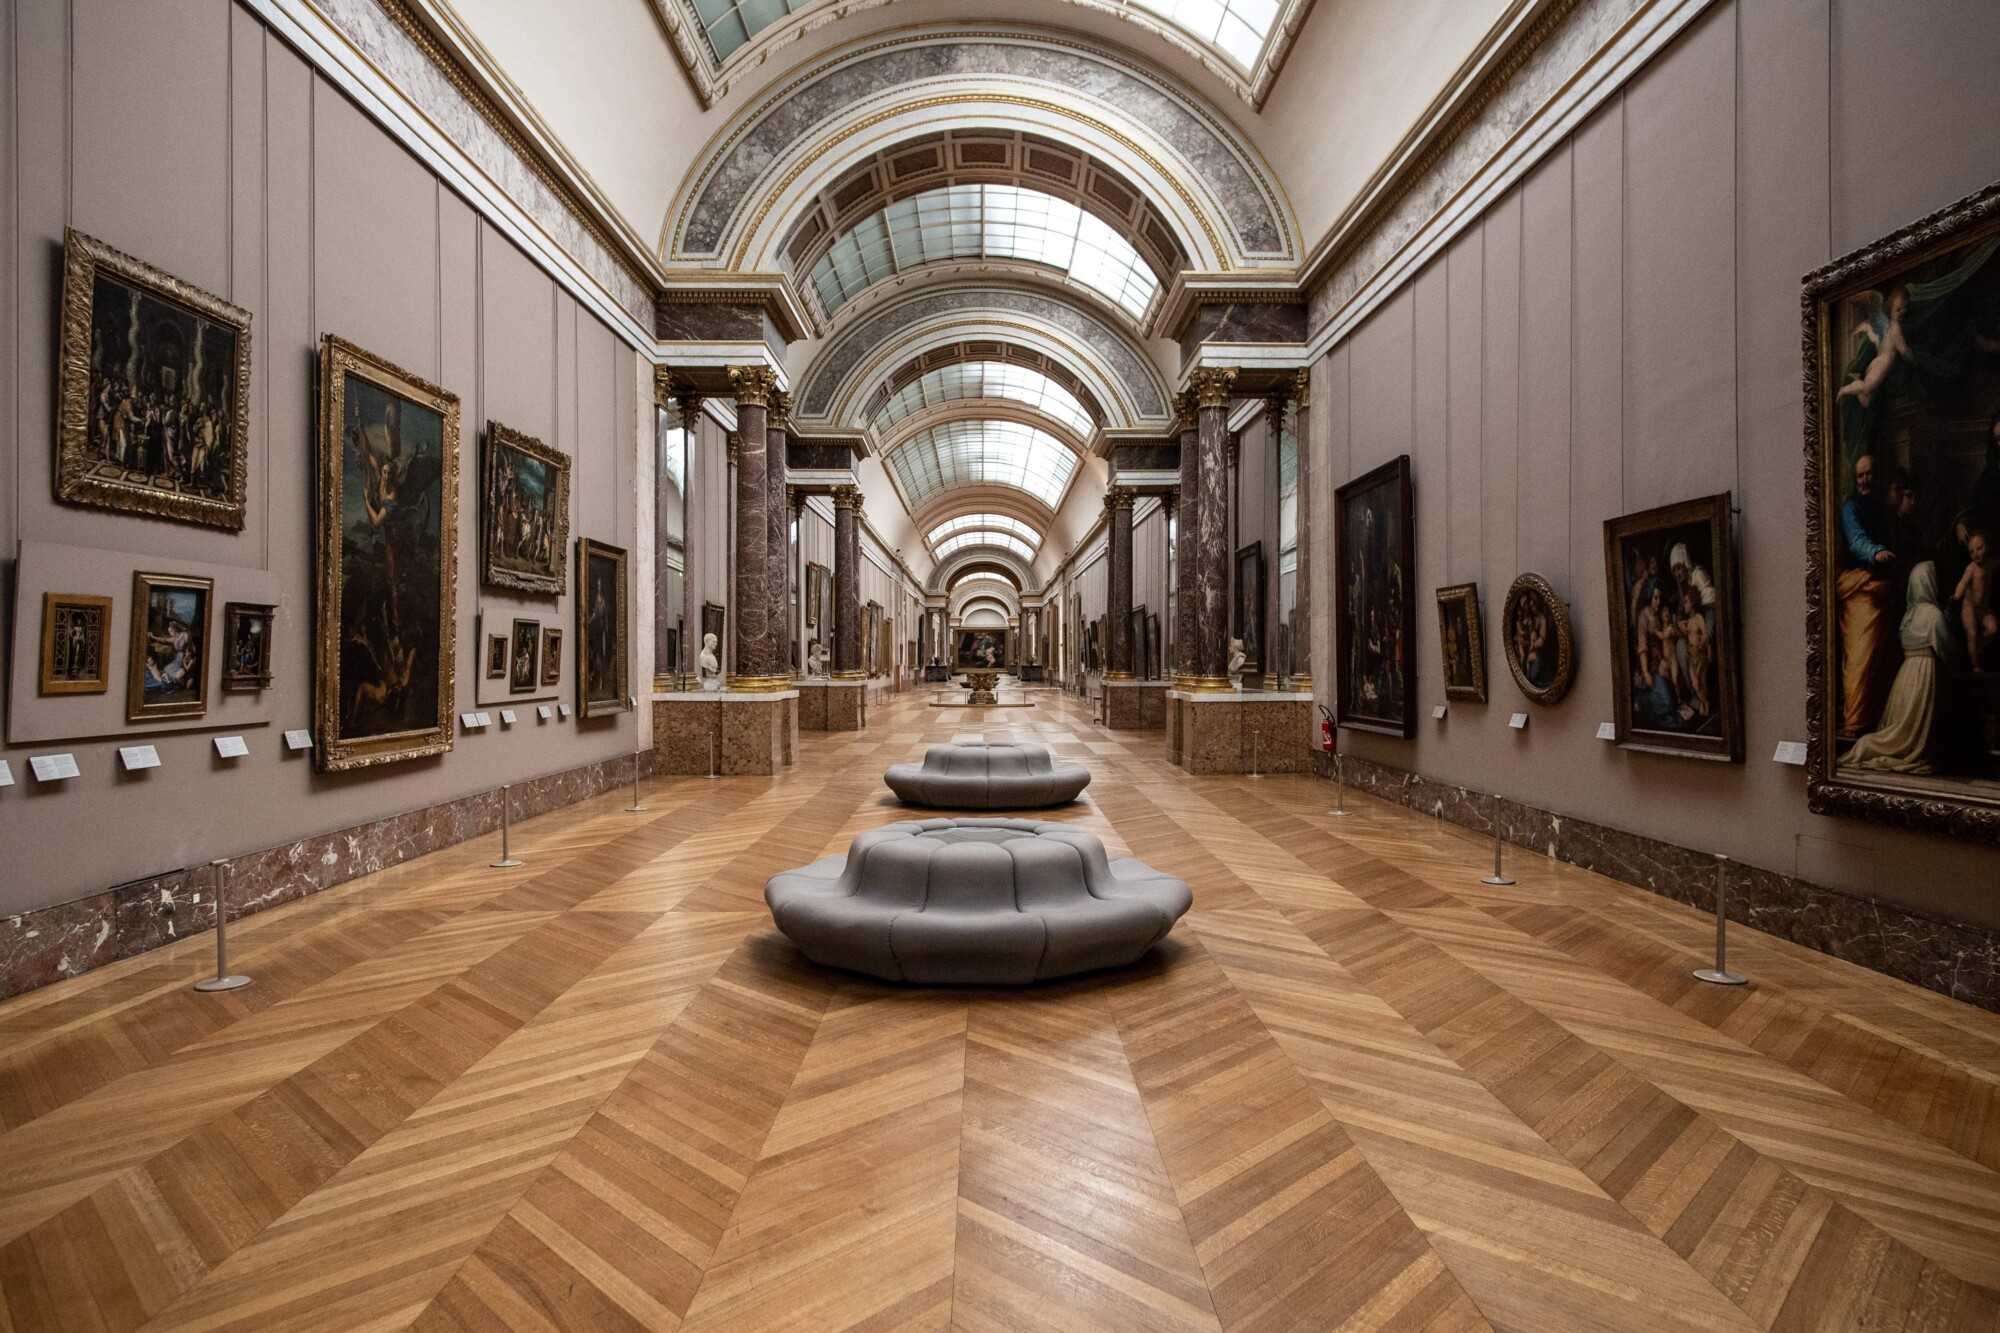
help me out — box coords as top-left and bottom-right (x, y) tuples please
(926, 514), (1044, 550)
(1127, 0), (1280, 70)
(877, 363), (1095, 439)
(885, 419), (1080, 510)
(807, 184), (1160, 321)
(935, 532), (1039, 563)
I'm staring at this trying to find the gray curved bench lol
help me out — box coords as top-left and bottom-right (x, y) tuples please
(884, 742), (1090, 808)
(765, 818), (1191, 984)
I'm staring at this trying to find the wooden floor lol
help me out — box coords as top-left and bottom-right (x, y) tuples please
(3, 690), (2000, 1333)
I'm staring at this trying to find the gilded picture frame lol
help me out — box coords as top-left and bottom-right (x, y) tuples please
(128, 571), (213, 722)
(40, 593), (113, 696)
(509, 617), (541, 694)
(221, 602), (275, 691)
(314, 335), (459, 772)
(56, 229), (251, 530)
(480, 421), (570, 595)
(485, 631), (509, 679)
(1434, 584), (1486, 703)
(1501, 572), (1576, 706)
(1334, 455), (1416, 737)
(577, 537), (629, 717)
(541, 627), (562, 686)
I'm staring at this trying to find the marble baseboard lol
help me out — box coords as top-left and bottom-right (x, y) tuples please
(1315, 751), (2000, 1013)
(0, 751), (638, 1001)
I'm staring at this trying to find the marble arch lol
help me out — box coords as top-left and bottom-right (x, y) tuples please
(935, 550), (1036, 597)
(909, 485), (1060, 549)
(666, 28), (1295, 272)
(948, 574), (1026, 618)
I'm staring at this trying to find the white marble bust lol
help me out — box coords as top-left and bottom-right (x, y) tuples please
(699, 632), (722, 689)
(806, 639), (827, 677)
(1228, 637), (1246, 687)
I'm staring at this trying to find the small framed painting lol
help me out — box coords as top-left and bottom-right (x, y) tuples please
(40, 593), (113, 696)
(481, 421), (569, 594)
(1501, 573), (1576, 705)
(221, 602), (275, 690)
(509, 618), (541, 694)
(1434, 584), (1486, 703)
(577, 538), (629, 716)
(128, 571), (213, 721)
(1235, 543), (1265, 673)
(541, 627), (563, 686)
(485, 632), (509, 679)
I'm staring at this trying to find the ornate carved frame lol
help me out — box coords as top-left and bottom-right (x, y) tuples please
(1501, 572), (1576, 707)
(480, 421), (571, 595)
(1333, 454), (1416, 737)
(1434, 583), (1487, 704)
(576, 538), (631, 718)
(1802, 179), (2000, 842)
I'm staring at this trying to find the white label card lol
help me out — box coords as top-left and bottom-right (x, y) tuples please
(1431, 705), (1448, 720)
(537, 706), (553, 721)
(1596, 721), (1618, 741)
(0, 760), (14, 788)
(1508, 712), (1529, 730)
(558, 704), (572, 718)
(214, 735), (250, 759)
(500, 710), (517, 725)
(474, 712), (492, 728)
(1772, 740), (1808, 766)
(284, 729), (314, 751)
(31, 753), (80, 781)
(460, 712), (480, 728)
(119, 745), (161, 771)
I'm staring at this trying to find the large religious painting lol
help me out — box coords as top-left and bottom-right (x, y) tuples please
(1806, 180), (2000, 839)
(1334, 456), (1415, 737)
(1235, 544), (1265, 674)
(314, 335), (457, 772)
(57, 229), (251, 529)
(481, 422), (569, 594)
(577, 538), (629, 717)
(957, 628), (1007, 670)
(128, 572), (213, 722)
(1501, 573), (1576, 705)
(1434, 584), (1486, 703)
(1603, 494), (1743, 761)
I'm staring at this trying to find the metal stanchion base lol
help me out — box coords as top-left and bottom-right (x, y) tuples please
(194, 974), (252, 992)
(490, 856), (524, 869)
(1693, 967), (1747, 986)
(1480, 873), (1516, 886)
(1329, 809), (1350, 817)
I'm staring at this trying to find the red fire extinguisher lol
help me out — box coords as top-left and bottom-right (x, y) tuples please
(1318, 705), (1336, 752)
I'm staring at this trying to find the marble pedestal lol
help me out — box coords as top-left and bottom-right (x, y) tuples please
(1168, 690), (1314, 774)
(799, 678), (866, 730)
(1103, 680), (1167, 730)
(653, 690), (799, 774)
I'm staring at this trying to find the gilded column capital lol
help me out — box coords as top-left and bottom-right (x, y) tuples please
(651, 364), (675, 407)
(787, 485), (807, 514)
(725, 430), (741, 465)
(831, 483), (864, 512)
(673, 388), (704, 425)
(1189, 366), (1238, 410)
(727, 364), (778, 407)
(768, 389), (792, 431)
(1104, 485), (1137, 513)
(1292, 366), (1312, 409)
(1263, 392), (1290, 436)
(1172, 389), (1198, 433)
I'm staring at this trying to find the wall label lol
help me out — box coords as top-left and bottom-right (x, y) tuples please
(499, 709), (518, 726)
(1772, 740), (1808, 766)
(0, 760), (14, 787)
(1596, 721), (1617, 741)
(1508, 713), (1529, 730)
(31, 753), (81, 781)
(537, 705), (554, 721)
(215, 735), (250, 759)
(284, 729), (314, 751)
(119, 745), (162, 771)
(1432, 705), (1448, 720)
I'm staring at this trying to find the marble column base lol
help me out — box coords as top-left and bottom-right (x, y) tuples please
(654, 691), (799, 775)
(1103, 680), (1167, 730)
(798, 679), (866, 731)
(1315, 750), (2000, 1014)
(1169, 691), (1314, 774)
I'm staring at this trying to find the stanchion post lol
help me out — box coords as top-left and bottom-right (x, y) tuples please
(193, 858), (251, 993)
(1693, 854), (1748, 985)
(490, 783), (524, 868)
(1331, 751), (1349, 817)
(627, 748), (646, 812)
(1480, 792), (1515, 885)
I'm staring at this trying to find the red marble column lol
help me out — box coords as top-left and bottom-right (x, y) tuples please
(767, 390), (791, 676)
(728, 365), (781, 688)
(1173, 393), (1199, 685)
(1105, 486), (1136, 680)
(832, 485), (863, 679)
(1190, 367), (1237, 689)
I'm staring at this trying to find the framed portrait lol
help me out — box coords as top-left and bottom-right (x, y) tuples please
(1130, 606), (1149, 679)
(956, 627), (1007, 669)
(542, 627), (563, 686)
(128, 572), (213, 721)
(481, 422), (570, 595)
(56, 229), (251, 530)
(1604, 494), (1743, 761)
(314, 335), (458, 772)
(40, 593), (113, 696)
(805, 562), (827, 630)
(1501, 573), (1576, 705)
(1235, 543), (1266, 673)
(577, 538), (629, 717)
(1334, 455), (1416, 737)
(1805, 180), (2000, 840)
(1148, 613), (1162, 683)
(509, 618), (541, 694)
(221, 602), (275, 691)
(1434, 584), (1487, 703)
(485, 632), (509, 679)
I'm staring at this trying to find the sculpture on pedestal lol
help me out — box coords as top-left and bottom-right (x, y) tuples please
(699, 631), (722, 690)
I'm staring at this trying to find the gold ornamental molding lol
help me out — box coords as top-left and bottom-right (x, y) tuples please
(727, 365), (779, 407)
(830, 483), (864, 512)
(725, 673), (795, 693)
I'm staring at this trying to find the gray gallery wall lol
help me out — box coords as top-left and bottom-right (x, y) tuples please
(1308, 0), (2000, 931)
(0, 0), (645, 920)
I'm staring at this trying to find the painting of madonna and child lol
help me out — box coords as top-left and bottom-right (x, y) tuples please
(1809, 182), (2000, 837)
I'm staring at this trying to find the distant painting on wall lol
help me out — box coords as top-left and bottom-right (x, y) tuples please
(1501, 573), (1575, 705)
(128, 572), (213, 722)
(57, 229), (251, 530)
(577, 538), (628, 717)
(485, 631), (508, 679)
(222, 602), (275, 690)
(541, 627), (562, 686)
(1131, 606), (1149, 680)
(1806, 180), (2000, 840)
(509, 618), (541, 694)
(1604, 494), (1743, 761)
(1235, 543), (1265, 674)
(956, 628), (1006, 670)
(481, 422), (569, 594)
(1334, 455), (1415, 737)
(315, 335), (457, 772)
(1147, 613), (1162, 683)
(1434, 584), (1486, 703)
(40, 593), (112, 696)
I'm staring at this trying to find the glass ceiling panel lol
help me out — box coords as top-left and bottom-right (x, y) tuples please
(935, 532), (1039, 563)
(877, 363), (1094, 438)
(926, 513), (1043, 548)
(885, 419), (1079, 510)
(807, 184), (1159, 320)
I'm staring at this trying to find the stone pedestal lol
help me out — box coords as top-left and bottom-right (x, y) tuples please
(799, 678), (865, 731)
(1168, 690), (1313, 774)
(1104, 679), (1167, 730)
(653, 690), (798, 774)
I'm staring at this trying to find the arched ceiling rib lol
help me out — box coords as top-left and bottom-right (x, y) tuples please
(882, 418), (1081, 514)
(876, 361), (1094, 439)
(926, 513), (1044, 550)
(866, 342), (1105, 427)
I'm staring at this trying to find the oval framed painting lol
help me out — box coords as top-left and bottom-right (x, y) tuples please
(1501, 573), (1576, 705)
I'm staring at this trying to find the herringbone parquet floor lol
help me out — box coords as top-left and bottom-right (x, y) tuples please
(3, 687), (1998, 1332)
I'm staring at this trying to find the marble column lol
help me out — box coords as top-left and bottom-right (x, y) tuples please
(1173, 392), (1199, 686)
(728, 365), (782, 688)
(1190, 367), (1236, 690)
(1105, 487), (1136, 680)
(1292, 367), (1314, 692)
(767, 390), (791, 676)
(831, 484), (863, 679)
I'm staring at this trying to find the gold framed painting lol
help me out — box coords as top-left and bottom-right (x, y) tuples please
(221, 602), (275, 691)
(314, 335), (459, 772)
(577, 537), (629, 717)
(481, 421), (570, 594)
(40, 593), (113, 695)
(1501, 573), (1576, 706)
(56, 229), (251, 529)
(128, 572), (213, 721)
(1804, 179), (2000, 840)
(485, 630), (508, 679)
(1434, 584), (1486, 703)
(541, 626), (562, 686)
(509, 618), (541, 694)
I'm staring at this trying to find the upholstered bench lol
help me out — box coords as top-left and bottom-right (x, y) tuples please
(884, 741), (1090, 808)
(765, 819), (1191, 984)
